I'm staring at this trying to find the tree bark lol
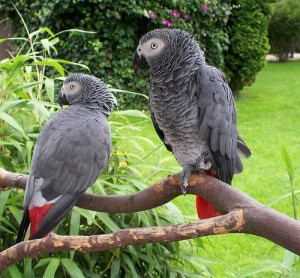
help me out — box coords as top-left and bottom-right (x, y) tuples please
(0, 167), (299, 271)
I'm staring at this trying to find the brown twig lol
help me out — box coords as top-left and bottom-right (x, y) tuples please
(0, 167), (299, 271)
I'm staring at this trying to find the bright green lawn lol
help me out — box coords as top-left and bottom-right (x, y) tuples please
(198, 61), (300, 276)
(118, 61), (300, 276)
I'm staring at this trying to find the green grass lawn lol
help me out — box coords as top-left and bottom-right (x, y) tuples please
(116, 61), (300, 276)
(197, 61), (300, 277)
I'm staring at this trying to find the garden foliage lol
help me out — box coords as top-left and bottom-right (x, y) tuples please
(224, 0), (273, 92)
(268, 0), (300, 61)
(0, 23), (210, 276)
(1, 0), (272, 106)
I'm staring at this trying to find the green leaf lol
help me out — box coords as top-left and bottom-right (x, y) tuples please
(8, 205), (22, 224)
(122, 254), (139, 278)
(0, 191), (10, 219)
(113, 110), (149, 119)
(7, 264), (23, 278)
(24, 258), (32, 278)
(281, 145), (294, 182)
(26, 141), (34, 165)
(282, 250), (296, 270)
(6, 55), (31, 85)
(0, 112), (26, 135)
(268, 190), (300, 207)
(0, 100), (25, 112)
(28, 100), (50, 119)
(43, 258), (60, 278)
(29, 27), (55, 39)
(97, 212), (120, 232)
(61, 258), (85, 278)
(15, 81), (42, 91)
(54, 29), (97, 37)
(34, 59), (64, 76)
(70, 210), (81, 236)
(0, 156), (15, 171)
(73, 207), (100, 228)
(110, 258), (121, 278)
(69, 210), (81, 260)
(109, 88), (149, 100)
(34, 258), (53, 269)
(41, 38), (51, 55)
(45, 78), (55, 103)
(54, 59), (90, 71)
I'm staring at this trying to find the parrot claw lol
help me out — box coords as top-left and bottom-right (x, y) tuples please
(180, 165), (193, 195)
(196, 156), (211, 172)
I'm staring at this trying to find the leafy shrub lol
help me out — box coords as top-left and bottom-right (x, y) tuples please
(224, 0), (273, 93)
(268, 0), (300, 61)
(1, 0), (235, 108)
(0, 21), (211, 276)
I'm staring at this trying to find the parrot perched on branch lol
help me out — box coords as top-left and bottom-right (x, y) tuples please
(133, 29), (251, 219)
(16, 73), (114, 242)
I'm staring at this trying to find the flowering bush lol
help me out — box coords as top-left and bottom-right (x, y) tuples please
(1, 0), (271, 106)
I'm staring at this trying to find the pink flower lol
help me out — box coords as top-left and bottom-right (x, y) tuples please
(183, 14), (190, 19)
(149, 12), (157, 19)
(209, 0), (213, 2)
(161, 19), (173, 27)
(202, 5), (209, 12)
(167, 21), (173, 27)
(161, 19), (169, 25)
(170, 10), (180, 18)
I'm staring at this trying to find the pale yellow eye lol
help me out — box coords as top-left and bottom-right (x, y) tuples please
(151, 43), (158, 49)
(70, 84), (75, 89)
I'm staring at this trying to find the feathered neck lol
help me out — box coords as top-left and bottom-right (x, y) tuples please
(149, 35), (206, 89)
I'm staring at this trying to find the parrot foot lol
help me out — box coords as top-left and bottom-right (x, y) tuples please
(180, 165), (193, 195)
(196, 155), (211, 172)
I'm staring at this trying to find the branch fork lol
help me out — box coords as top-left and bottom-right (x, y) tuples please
(0, 168), (299, 271)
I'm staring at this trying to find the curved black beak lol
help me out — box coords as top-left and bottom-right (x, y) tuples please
(58, 90), (69, 107)
(132, 50), (149, 71)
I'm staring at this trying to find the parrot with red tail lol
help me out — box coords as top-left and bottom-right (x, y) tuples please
(133, 29), (251, 219)
(16, 73), (114, 242)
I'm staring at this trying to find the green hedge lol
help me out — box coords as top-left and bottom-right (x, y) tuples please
(224, 0), (273, 93)
(268, 0), (300, 61)
(1, 0), (271, 106)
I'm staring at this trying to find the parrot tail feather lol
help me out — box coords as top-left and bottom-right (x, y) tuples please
(196, 169), (221, 219)
(196, 196), (221, 219)
(16, 207), (30, 243)
(28, 204), (52, 238)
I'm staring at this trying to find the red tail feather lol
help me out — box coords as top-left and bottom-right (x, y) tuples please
(196, 169), (221, 219)
(28, 204), (52, 237)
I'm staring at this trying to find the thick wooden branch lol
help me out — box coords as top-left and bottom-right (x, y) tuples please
(0, 167), (299, 271)
(0, 210), (244, 271)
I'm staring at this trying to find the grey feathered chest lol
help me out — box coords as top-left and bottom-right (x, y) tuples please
(150, 81), (211, 166)
(135, 28), (250, 186)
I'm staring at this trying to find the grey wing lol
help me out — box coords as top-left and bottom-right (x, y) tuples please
(196, 66), (243, 184)
(150, 111), (173, 152)
(27, 112), (111, 239)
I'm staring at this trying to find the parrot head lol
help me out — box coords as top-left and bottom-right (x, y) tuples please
(133, 29), (205, 73)
(58, 73), (114, 114)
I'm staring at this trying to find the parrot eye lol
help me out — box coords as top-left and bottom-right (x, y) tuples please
(151, 43), (158, 49)
(70, 84), (75, 90)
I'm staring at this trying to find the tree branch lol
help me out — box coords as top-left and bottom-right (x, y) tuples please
(0, 210), (244, 271)
(0, 167), (299, 271)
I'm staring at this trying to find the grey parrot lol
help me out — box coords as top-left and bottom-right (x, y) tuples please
(16, 73), (114, 242)
(133, 29), (251, 219)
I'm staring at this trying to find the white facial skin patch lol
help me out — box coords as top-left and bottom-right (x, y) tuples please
(62, 81), (82, 97)
(138, 38), (166, 58)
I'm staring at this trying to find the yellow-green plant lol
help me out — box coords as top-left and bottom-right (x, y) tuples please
(0, 11), (210, 278)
